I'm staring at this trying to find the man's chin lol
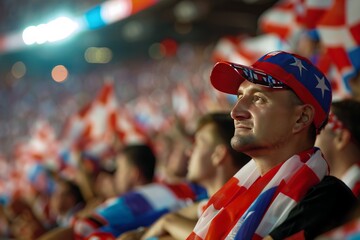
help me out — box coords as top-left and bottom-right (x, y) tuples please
(231, 136), (254, 151)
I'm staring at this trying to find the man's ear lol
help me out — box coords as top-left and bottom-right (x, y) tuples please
(211, 144), (227, 166)
(293, 104), (315, 133)
(129, 166), (142, 184)
(334, 128), (352, 150)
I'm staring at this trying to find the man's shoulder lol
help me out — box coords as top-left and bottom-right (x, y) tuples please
(269, 176), (357, 239)
(312, 175), (353, 192)
(305, 175), (357, 205)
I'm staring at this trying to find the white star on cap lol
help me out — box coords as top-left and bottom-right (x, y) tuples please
(290, 57), (307, 75)
(315, 75), (330, 98)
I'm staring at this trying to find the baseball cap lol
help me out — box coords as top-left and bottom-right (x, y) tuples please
(210, 51), (332, 130)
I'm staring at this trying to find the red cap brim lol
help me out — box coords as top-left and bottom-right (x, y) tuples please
(210, 62), (245, 95)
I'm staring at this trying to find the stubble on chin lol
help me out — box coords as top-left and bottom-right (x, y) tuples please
(230, 134), (256, 152)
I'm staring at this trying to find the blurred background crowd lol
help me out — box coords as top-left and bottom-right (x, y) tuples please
(0, 0), (359, 239)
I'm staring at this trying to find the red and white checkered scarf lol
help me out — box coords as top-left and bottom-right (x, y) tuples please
(187, 148), (328, 240)
(341, 163), (360, 198)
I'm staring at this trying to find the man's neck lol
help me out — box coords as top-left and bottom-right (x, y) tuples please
(250, 142), (314, 176)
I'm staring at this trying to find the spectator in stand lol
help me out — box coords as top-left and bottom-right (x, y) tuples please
(186, 51), (357, 239)
(316, 199), (360, 239)
(120, 112), (250, 240)
(49, 178), (86, 227)
(38, 142), (207, 240)
(315, 99), (360, 198)
(37, 144), (157, 239)
(7, 197), (47, 240)
(153, 119), (193, 184)
(114, 144), (156, 195)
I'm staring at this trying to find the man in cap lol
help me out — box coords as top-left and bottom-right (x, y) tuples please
(315, 99), (360, 198)
(187, 51), (357, 240)
(125, 112), (251, 240)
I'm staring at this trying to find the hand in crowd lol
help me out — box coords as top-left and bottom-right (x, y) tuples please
(10, 209), (46, 240)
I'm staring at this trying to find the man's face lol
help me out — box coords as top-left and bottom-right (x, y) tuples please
(315, 119), (336, 166)
(50, 182), (76, 215)
(186, 123), (218, 184)
(166, 139), (190, 178)
(230, 81), (300, 155)
(114, 154), (136, 195)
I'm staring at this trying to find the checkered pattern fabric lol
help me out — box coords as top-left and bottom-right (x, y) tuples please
(316, 0), (360, 91)
(187, 148), (328, 240)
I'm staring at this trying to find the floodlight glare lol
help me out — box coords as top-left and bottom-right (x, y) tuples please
(47, 17), (79, 42)
(36, 24), (48, 44)
(22, 17), (79, 45)
(22, 26), (38, 45)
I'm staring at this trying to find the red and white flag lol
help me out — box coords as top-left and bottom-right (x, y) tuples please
(171, 83), (197, 123)
(259, 0), (304, 44)
(259, 0), (333, 45)
(316, 0), (360, 93)
(212, 34), (289, 65)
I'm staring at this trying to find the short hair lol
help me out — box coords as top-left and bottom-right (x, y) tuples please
(331, 99), (360, 146)
(56, 178), (85, 205)
(120, 144), (156, 182)
(196, 112), (251, 169)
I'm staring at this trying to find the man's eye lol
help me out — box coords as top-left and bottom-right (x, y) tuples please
(253, 95), (265, 103)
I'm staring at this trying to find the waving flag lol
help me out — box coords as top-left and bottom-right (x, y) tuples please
(129, 96), (168, 132)
(55, 80), (153, 184)
(316, 53), (350, 100)
(61, 80), (150, 161)
(316, 0), (360, 92)
(3, 119), (61, 199)
(171, 83), (197, 123)
(27, 119), (60, 169)
(259, 0), (333, 45)
(73, 182), (207, 239)
(300, 0), (334, 30)
(109, 108), (150, 146)
(212, 34), (290, 66)
(259, 0), (303, 43)
(61, 81), (116, 151)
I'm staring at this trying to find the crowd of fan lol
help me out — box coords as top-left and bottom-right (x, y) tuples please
(1, 0), (360, 239)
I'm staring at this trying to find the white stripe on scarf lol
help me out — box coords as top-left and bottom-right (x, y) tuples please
(341, 163), (360, 193)
(192, 149), (328, 239)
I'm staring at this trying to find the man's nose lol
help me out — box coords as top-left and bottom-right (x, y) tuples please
(230, 97), (250, 120)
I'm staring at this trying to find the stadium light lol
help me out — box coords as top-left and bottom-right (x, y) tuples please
(22, 17), (80, 45)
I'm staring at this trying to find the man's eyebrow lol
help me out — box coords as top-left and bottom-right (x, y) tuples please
(237, 86), (272, 96)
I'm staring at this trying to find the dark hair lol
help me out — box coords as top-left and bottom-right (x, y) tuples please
(331, 99), (360, 145)
(196, 112), (251, 169)
(120, 144), (156, 182)
(57, 178), (85, 205)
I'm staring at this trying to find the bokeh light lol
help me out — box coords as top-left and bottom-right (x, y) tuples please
(122, 21), (144, 41)
(148, 43), (166, 60)
(11, 61), (26, 79)
(51, 65), (68, 82)
(174, 0), (198, 23)
(84, 47), (113, 63)
(161, 39), (178, 56)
